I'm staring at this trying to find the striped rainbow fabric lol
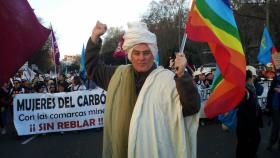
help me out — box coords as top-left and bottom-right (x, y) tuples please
(186, 0), (246, 118)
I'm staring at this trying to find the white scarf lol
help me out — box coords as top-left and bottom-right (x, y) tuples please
(128, 67), (199, 158)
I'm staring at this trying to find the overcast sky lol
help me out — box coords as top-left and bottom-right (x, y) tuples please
(27, 0), (156, 58)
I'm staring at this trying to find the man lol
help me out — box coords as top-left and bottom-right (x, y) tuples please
(85, 21), (200, 158)
(266, 70), (280, 151)
(57, 73), (70, 92)
(236, 70), (262, 158)
(0, 82), (11, 135)
(246, 66), (264, 97)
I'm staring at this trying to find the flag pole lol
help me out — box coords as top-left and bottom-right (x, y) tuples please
(52, 42), (58, 90)
(179, 33), (193, 74)
(179, 0), (193, 53)
(172, 33), (188, 72)
(179, 33), (187, 53)
(50, 26), (58, 90)
(53, 55), (58, 90)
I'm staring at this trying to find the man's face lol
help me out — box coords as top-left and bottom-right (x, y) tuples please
(199, 74), (206, 80)
(58, 85), (65, 92)
(131, 43), (154, 72)
(58, 75), (64, 81)
(206, 73), (213, 80)
(49, 84), (56, 93)
(13, 81), (20, 88)
(252, 75), (257, 81)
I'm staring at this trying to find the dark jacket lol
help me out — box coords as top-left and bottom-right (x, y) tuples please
(237, 86), (263, 130)
(0, 87), (11, 108)
(85, 38), (200, 116)
(267, 77), (280, 112)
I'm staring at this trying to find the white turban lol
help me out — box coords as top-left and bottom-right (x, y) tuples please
(123, 22), (158, 61)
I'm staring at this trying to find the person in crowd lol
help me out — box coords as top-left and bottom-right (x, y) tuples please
(57, 82), (68, 135)
(0, 82), (12, 135)
(11, 78), (25, 97)
(256, 64), (266, 79)
(44, 74), (51, 85)
(197, 70), (206, 88)
(57, 82), (68, 93)
(9, 78), (24, 133)
(85, 78), (97, 90)
(246, 66), (264, 97)
(66, 71), (76, 83)
(21, 79), (33, 93)
(192, 69), (208, 126)
(33, 78), (47, 93)
(14, 71), (22, 79)
(196, 68), (211, 89)
(47, 79), (54, 92)
(86, 21), (200, 158)
(193, 70), (201, 85)
(205, 69), (214, 86)
(266, 70), (280, 151)
(48, 83), (57, 93)
(70, 76), (86, 91)
(236, 70), (263, 158)
(265, 63), (276, 80)
(58, 73), (70, 91)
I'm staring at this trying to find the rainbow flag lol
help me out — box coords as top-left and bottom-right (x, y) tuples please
(186, 0), (246, 118)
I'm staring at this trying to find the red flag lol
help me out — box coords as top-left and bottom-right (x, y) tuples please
(113, 34), (127, 58)
(0, 0), (51, 85)
(271, 46), (277, 65)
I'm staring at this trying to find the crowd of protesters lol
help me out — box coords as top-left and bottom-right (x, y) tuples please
(192, 63), (280, 155)
(0, 70), (94, 135)
(0, 61), (279, 156)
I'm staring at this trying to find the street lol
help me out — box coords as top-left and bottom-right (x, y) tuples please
(0, 117), (279, 158)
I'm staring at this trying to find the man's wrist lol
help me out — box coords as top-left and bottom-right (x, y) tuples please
(91, 35), (100, 44)
(176, 71), (185, 78)
(175, 69), (188, 78)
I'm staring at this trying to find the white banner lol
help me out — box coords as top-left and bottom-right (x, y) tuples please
(198, 80), (271, 118)
(198, 87), (211, 118)
(257, 80), (271, 109)
(13, 88), (106, 136)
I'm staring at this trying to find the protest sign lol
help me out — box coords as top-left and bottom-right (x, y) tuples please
(272, 53), (280, 69)
(13, 88), (106, 135)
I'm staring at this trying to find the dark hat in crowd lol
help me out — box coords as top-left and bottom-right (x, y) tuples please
(59, 73), (66, 78)
(13, 77), (21, 83)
